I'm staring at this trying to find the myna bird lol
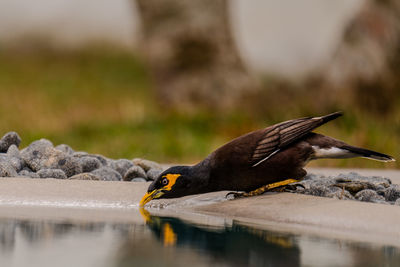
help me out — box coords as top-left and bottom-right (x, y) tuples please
(140, 112), (395, 206)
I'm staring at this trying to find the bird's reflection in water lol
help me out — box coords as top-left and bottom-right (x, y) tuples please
(0, 214), (399, 267)
(135, 208), (301, 266)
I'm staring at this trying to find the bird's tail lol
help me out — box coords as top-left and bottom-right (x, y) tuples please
(341, 145), (395, 162)
(320, 111), (343, 124)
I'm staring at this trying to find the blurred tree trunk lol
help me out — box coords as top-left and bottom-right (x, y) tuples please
(324, 0), (400, 114)
(135, 0), (257, 112)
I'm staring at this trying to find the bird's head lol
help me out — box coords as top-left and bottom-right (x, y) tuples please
(140, 166), (192, 206)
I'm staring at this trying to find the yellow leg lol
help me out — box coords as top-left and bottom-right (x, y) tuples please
(227, 179), (300, 199)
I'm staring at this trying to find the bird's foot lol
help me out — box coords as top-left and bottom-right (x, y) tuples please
(226, 179), (301, 199)
(225, 191), (248, 199)
(282, 183), (305, 192)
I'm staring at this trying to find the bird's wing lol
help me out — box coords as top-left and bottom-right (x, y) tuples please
(251, 112), (342, 167)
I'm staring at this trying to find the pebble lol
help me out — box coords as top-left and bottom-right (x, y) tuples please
(68, 173), (100, 181)
(55, 144), (75, 155)
(20, 139), (82, 177)
(146, 168), (162, 181)
(0, 132), (21, 153)
(37, 169), (67, 179)
(72, 151), (89, 157)
(8, 157), (24, 172)
(384, 185), (400, 202)
(123, 166), (146, 181)
(326, 189), (354, 200)
(79, 156), (102, 173)
(73, 153), (110, 166)
(294, 172), (397, 204)
(91, 167), (122, 181)
(7, 144), (21, 158)
(0, 161), (18, 177)
(6, 145), (25, 172)
(355, 189), (385, 203)
(18, 169), (40, 178)
(110, 159), (134, 177)
(132, 158), (163, 172)
(306, 183), (334, 197)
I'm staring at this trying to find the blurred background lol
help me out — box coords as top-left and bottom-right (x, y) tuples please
(0, 0), (398, 168)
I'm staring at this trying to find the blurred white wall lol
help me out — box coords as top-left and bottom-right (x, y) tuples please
(231, 0), (364, 77)
(0, 0), (364, 78)
(0, 0), (139, 48)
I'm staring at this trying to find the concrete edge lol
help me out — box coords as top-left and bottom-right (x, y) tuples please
(0, 168), (398, 247)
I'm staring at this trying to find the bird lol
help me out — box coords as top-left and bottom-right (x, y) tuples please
(140, 112), (395, 206)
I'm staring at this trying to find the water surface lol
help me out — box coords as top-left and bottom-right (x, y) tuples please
(0, 211), (399, 267)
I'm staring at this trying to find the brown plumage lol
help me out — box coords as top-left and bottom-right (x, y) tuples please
(140, 112), (395, 206)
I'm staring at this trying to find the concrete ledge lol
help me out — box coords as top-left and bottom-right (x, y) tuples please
(0, 168), (399, 247)
(194, 192), (400, 247)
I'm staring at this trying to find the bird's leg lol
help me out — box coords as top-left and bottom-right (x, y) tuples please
(226, 179), (300, 199)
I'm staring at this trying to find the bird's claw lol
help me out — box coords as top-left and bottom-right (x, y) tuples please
(283, 183), (305, 192)
(225, 191), (246, 199)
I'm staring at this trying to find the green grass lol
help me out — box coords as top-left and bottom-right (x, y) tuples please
(0, 45), (398, 168)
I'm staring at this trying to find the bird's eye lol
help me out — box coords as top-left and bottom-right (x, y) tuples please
(162, 178), (169, 186)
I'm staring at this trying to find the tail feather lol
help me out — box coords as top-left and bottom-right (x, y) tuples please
(320, 111), (343, 124)
(342, 145), (395, 162)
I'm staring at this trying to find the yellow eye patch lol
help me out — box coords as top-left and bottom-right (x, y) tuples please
(162, 174), (181, 191)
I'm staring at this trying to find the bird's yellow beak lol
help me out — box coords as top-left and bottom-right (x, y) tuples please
(140, 189), (164, 207)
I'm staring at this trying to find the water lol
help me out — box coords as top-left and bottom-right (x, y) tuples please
(0, 210), (399, 267)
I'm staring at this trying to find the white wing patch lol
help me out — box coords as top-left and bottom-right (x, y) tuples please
(312, 146), (354, 159)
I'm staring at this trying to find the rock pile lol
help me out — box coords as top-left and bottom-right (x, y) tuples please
(0, 132), (163, 181)
(1, 132), (398, 206)
(291, 172), (400, 205)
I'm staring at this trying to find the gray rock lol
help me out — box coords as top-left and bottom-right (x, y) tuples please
(325, 188), (354, 200)
(306, 184), (338, 197)
(21, 139), (82, 177)
(7, 144), (20, 158)
(91, 167), (122, 181)
(79, 156), (102, 172)
(0, 153), (7, 162)
(110, 159), (134, 177)
(58, 157), (83, 177)
(132, 158), (163, 172)
(0, 132), (21, 152)
(88, 154), (111, 166)
(355, 189), (385, 203)
(21, 166), (34, 172)
(395, 198), (400, 206)
(303, 173), (326, 181)
(68, 173), (100, 180)
(123, 166), (146, 181)
(384, 185), (400, 202)
(55, 144), (74, 155)
(8, 157), (24, 172)
(294, 172), (396, 205)
(146, 168), (162, 181)
(20, 139), (53, 171)
(0, 152), (22, 172)
(334, 172), (391, 189)
(131, 177), (147, 182)
(0, 161), (18, 177)
(37, 169), (67, 179)
(6, 145), (25, 172)
(375, 185), (386, 196)
(72, 151), (89, 157)
(73, 153), (110, 166)
(18, 169), (39, 178)
(332, 181), (374, 194)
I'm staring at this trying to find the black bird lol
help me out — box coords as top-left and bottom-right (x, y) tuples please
(140, 112), (394, 206)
